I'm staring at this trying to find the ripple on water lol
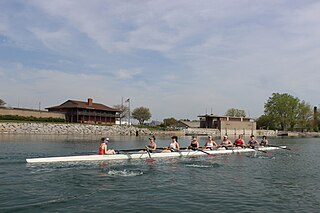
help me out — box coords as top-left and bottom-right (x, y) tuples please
(184, 162), (221, 168)
(107, 169), (144, 177)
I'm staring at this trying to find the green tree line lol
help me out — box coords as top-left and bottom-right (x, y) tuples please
(257, 93), (318, 132)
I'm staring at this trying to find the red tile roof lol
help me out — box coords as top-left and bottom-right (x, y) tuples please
(46, 100), (118, 112)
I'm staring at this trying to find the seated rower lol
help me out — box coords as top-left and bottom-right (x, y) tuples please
(188, 136), (199, 150)
(162, 136), (180, 152)
(145, 135), (157, 152)
(247, 135), (259, 148)
(234, 134), (246, 148)
(260, 135), (269, 146)
(203, 136), (218, 150)
(218, 135), (233, 150)
(98, 137), (116, 155)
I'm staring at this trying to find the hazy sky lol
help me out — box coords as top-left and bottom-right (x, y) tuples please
(0, 0), (319, 121)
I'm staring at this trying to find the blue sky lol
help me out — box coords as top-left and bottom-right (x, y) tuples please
(1, 0), (319, 121)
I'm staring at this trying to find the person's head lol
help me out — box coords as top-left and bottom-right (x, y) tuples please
(101, 137), (109, 143)
(223, 135), (228, 140)
(192, 136), (197, 141)
(262, 135), (267, 139)
(208, 135), (213, 140)
(250, 135), (255, 139)
(238, 134), (243, 138)
(149, 136), (156, 142)
(171, 136), (178, 142)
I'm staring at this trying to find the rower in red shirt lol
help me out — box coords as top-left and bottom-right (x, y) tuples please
(234, 134), (246, 148)
(99, 137), (116, 155)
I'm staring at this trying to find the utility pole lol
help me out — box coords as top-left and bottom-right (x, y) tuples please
(120, 97), (123, 126)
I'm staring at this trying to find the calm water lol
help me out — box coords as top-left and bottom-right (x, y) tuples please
(0, 134), (320, 213)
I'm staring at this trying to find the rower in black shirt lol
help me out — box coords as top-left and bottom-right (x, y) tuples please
(188, 136), (199, 150)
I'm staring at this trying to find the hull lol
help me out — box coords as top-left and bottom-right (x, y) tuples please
(26, 146), (285, 163)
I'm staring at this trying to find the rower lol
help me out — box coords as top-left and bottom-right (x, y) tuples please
(188, 136), (199, 150)
(234, 134), (246, 148)
(218, 135), (233, 150)
(162, 136), (180, 152)
(247, 135), (259, 148)
(145, 136), (157, 152)
(98, 138), (116, 155)
(203, 136), (218, 150)
(260, 135), (269, 146)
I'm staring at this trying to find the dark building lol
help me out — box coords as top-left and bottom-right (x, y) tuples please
(46, 98), (119, 124)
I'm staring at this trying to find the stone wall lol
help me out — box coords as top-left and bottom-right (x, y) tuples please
(184, 128), (220, 136)
(2, 122), (290, 137)
(0, 122), (152, 135)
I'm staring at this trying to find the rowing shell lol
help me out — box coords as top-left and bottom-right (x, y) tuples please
(26, 146), (285, 163)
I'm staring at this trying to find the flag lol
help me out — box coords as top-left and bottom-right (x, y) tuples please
(125, 98), (130, 103)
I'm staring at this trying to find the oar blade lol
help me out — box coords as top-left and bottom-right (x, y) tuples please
(145, 149), (156, 163)
(145, 158), (156, 163)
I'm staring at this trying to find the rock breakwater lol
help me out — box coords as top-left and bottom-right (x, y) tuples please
(0, 122), (224, 137)
(0, 122), (153, 135)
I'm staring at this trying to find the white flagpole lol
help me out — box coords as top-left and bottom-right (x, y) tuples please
(128, 98), (131, 125)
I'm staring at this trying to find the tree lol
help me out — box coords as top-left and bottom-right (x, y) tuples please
(296, 101), (313, 132)
(225, 108), (246, 117)
(264, 93), (300, 131)
(0, 99), (6, 108)
(163, 117), (178, 127)
(256, 114), (277, 130)
(132, 106), (151, 125)
(113, 104), (129, 125)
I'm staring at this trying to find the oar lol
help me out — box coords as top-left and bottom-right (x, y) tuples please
(198, 149), (214, 156)
(115, 148), (144, 153)
(145, 148), (156, 163)
(252, 148), (268, 153)
(268, 145), (291, 150)
(244, 145), (269, 154)
(117, 147), (188, 153)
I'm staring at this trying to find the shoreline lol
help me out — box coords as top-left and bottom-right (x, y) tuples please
(0, 122), (319, 138)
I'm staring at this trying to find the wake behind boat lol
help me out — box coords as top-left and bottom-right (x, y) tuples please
(26, 146), (286, 163)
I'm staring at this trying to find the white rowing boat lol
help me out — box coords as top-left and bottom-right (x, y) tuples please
(26, 146), (286, 163)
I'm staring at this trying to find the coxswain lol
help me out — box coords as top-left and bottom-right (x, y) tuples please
(260, 135), (269, 146)
(234, 134), (246, 148)
(203, 136), (218, 150)
(98, 138), (116, 155)
(188, 136), (200, 150)
(247, 135), (259, 148)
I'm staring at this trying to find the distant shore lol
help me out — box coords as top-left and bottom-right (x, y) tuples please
(0, 122), (319, 138)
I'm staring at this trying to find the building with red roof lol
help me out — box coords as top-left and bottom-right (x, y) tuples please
(46, 98), (119, 124)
